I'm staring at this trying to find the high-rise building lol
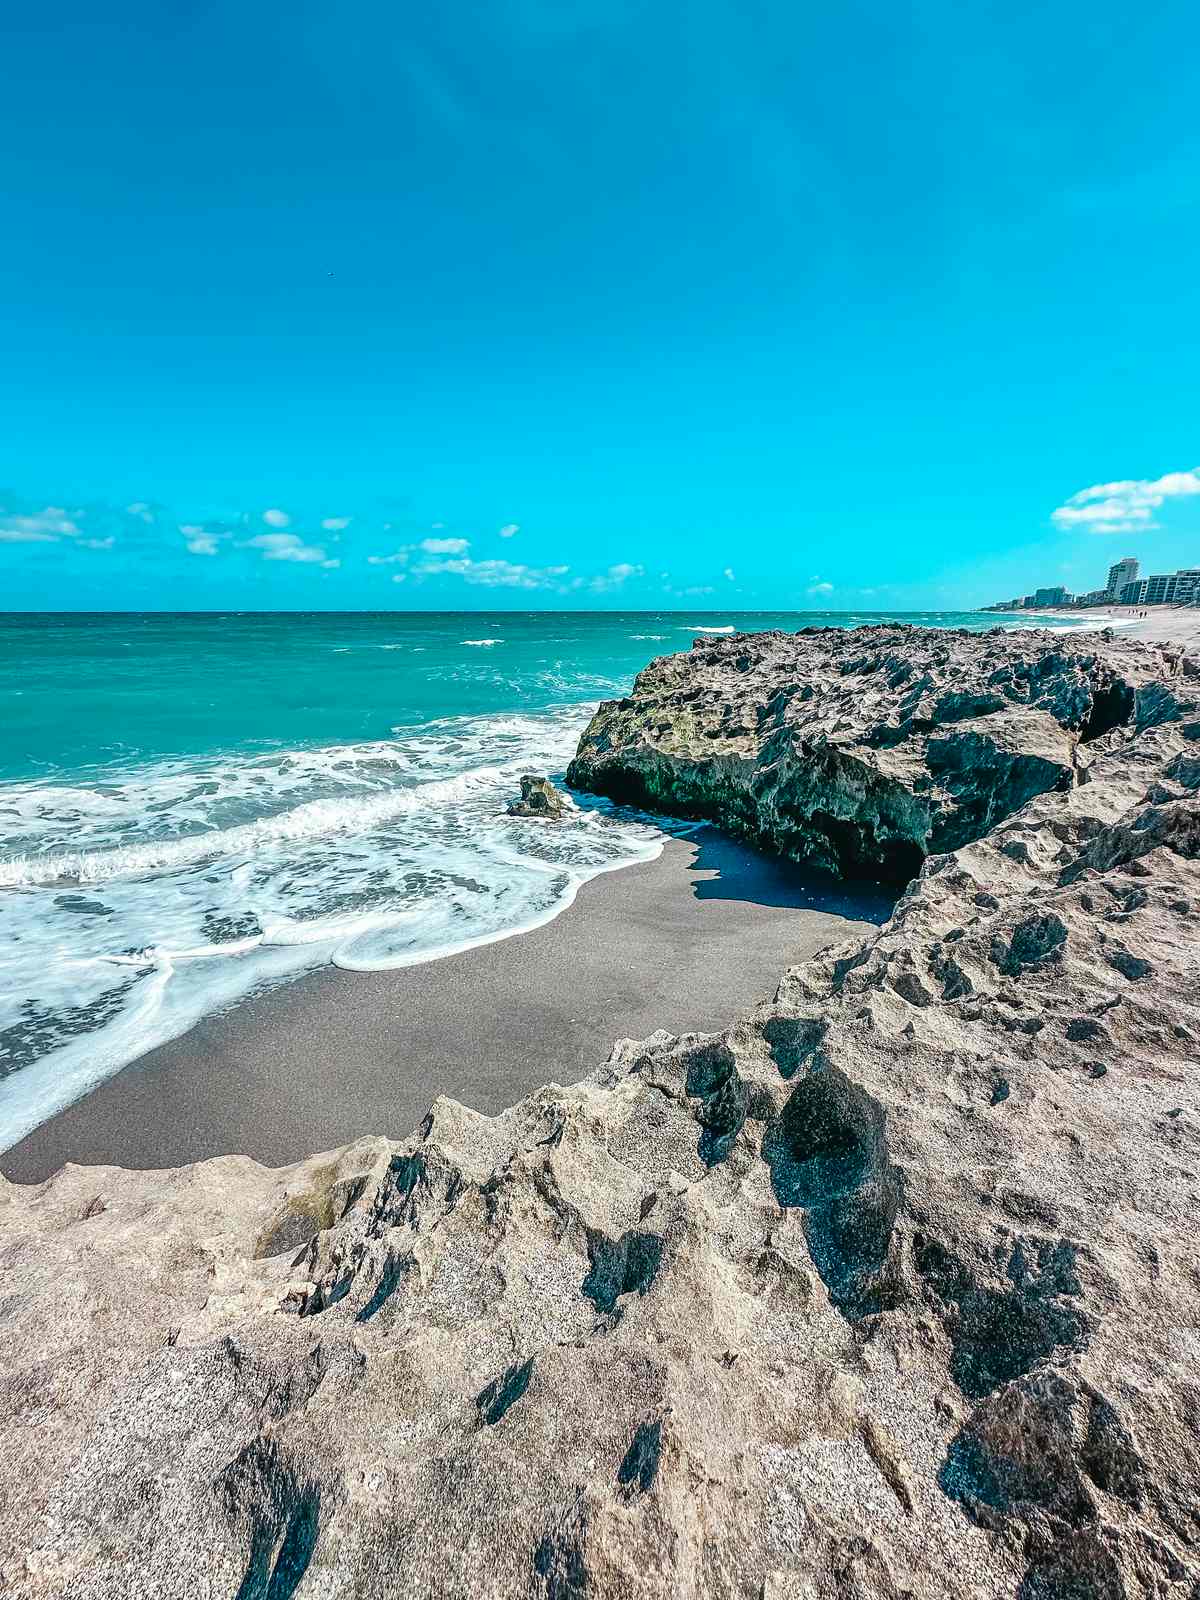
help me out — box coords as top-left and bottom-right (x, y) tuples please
(1141, 569), (1200, 606)
(1106, 557), (1139, 597)
(1144, 574), (1177, 605)
(987, 558), (1199, 613)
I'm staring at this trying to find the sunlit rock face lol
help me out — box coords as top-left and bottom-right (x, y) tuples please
(2, 626), (1200, 1599)
(506, 773), (567, 821)
(567, 624), (1183, 881)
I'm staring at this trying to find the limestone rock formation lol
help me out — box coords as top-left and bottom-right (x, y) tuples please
(2, 625), (1199, 1599)
(507, 772), (567, 820)
(568, 624), (1193, 880)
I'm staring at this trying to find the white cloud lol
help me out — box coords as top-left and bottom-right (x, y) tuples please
(245, 531), (331, 564)
(415, 555), (570, 590)
(262, 507), (291, 528)
(126, 502), (155, 522)
(0, 526), (56, 544)
(1051, 466), (1200, 534)
(0, 508), (81, 543)
(590, 562), (644, 593)
(321, 516), (351, 532)
(723, 567), (735, 581)
(807, 580), (834, 597)
(0, 505), (121, 551)
(180, 522), (225, 556)
(247, 532), (298, 553)
(499, 523), (519, 538)
(420, 536), (470, 555)
(321, 558), (340, 569)
(368, 545), (645, 595)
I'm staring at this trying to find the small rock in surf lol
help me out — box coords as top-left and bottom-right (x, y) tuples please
(506, 773), (566, 821)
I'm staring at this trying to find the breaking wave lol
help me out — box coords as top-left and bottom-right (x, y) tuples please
(0, 703), (677, 1150)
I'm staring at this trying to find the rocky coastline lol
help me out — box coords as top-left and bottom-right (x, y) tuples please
(3, 625), (1199, 1599)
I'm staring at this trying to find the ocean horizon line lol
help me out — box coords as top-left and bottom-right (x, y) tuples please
(2, 604), (997, 617)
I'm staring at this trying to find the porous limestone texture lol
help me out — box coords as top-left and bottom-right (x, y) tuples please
(2, 626), (1199, 1599)
(567, 624), (1191, 881)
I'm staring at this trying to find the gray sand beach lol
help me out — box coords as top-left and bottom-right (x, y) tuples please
(0, 828), (890, 1183)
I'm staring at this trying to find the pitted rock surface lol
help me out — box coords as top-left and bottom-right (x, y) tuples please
(2, 626), (1199, 1599)
(567, 624), (1195, 880)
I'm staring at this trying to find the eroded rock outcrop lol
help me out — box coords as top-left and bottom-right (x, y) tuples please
(567, 625), (1193, 880)
(2, 626), (1199, 1599)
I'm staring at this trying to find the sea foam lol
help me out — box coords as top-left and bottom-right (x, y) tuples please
(0, 703), (673, 1150)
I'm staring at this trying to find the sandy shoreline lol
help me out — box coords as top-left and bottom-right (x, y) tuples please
(0, 828), (890, 1183)
(1032, 603), (1200, 647)
(11, 608), (1191, 1188)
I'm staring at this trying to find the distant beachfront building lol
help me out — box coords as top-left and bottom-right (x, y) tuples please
(986, 558), (1198, 612)
(1106, 557), (1139, 598)
(1143, 568), (1200, 606)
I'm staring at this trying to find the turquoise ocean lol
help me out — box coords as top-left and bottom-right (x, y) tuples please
(0, 609), (1094, 1147)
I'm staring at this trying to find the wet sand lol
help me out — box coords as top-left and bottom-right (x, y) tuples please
(0, 829), (891, 1183)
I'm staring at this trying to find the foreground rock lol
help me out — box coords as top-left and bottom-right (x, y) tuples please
(2, 626), (1200, 1598)
(507, 772), (567, 820)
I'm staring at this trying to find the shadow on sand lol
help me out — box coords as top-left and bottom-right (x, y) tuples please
(684, 827), (896, 923)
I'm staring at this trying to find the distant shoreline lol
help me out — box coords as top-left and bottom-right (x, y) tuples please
(1022, 604), (1200, 648)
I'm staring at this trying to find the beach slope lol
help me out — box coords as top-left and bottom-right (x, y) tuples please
(1, 830), (887, 1181)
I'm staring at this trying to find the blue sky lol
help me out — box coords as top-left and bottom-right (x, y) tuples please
(2, 0), (1198, 611)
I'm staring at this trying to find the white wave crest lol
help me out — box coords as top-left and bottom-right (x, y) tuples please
(0, 765), (519, 888)
(0, 697), (680, 1150)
